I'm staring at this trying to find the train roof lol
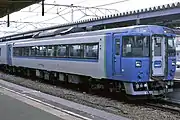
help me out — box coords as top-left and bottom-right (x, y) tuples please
(0, 25), (175, 44)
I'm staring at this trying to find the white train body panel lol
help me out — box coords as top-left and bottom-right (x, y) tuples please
(12, 35), (106, 79)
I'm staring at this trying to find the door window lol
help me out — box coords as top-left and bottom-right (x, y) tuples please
(115, 39), (120, 55)
(154, 37), (162, 56)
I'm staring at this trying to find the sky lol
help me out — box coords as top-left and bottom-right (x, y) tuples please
(0, 0), (180, 36)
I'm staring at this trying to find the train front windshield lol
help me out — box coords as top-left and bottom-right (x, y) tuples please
(167, 36), (176, 57)
(122, 36), (150, 57)
(122, 35), (176, 58)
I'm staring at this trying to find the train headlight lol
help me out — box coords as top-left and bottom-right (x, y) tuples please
(144, 83), (148, 87)
(172, 60), (176, 66)
(136, 60), (142, 67)
(167, 81), (171, 85)
(140, 83), (143, 88)
(136, 84), (140, 89)
(171, 81), (174, 86)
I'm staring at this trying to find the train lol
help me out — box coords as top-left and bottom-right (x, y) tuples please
(0, 25), (177, 97)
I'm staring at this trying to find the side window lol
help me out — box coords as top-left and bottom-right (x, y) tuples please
(46, 45), (54, 57)
(24, 47), (30, 56)
(30, 46), (36, 56)
(39, 46), (46, 56)
(36, 46), (41, 56)
(115, 39), (120, 55)
(69, 45), (83, 58)
(56, 45), (67, 57)
(11, 43), (99, 59)
(46, 45), (53, 56)
(44, 46), (48, 56)
(84, 43), (98, 59)
(18, 47), (22, 56)
(13, 47), (19, 56)
(21, 47), (25, 56)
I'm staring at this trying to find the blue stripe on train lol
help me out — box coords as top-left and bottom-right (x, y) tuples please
(13, 56), (98, 62)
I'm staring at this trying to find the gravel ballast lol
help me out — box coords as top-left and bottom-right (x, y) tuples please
(0, 72), (180, 120)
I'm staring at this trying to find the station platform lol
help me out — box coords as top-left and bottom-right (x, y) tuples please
(0, 92), (64, 120)
(0, 79), (129, 120)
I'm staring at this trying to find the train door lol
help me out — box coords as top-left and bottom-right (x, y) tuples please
(151, 36), (166, 76)
(113, 34), (122, 75)
(7, 44), (12, 65)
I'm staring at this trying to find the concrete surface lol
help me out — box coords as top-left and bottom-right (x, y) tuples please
(0, 92), (63, 120)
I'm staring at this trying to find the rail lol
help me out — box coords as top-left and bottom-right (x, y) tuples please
(145, 99), (180, 114)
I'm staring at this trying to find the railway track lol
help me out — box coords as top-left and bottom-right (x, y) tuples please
(145, 100), (180, 114)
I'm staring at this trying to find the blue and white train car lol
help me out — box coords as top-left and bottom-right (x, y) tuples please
(0, 25), (176, 96)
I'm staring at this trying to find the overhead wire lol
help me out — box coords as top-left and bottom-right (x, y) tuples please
(0, 0), (130, 35)
(94, 0), (130, 7)
(15, 0), (91, 27)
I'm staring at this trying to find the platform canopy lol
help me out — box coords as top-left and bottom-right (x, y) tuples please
(0, 0), (42, 18)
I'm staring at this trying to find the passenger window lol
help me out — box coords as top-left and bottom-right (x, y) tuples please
(18, 47), (23, 56)
(14, 47), (21, 56)
(24, 47), (30, 56)
(43, 46), (48, 57)
(12, 42), (99, 59)
(30, 46), (36, 56)
(22, 47), (26, 56)
(69, 45), (82, 58)
(115, 39), (120, 55)
(56, 45), (67, 57)
(46, 46), (55, 57)
(37, 46), (45, 56)
(84, 43), (98, 59)
(36, 46), (41, 56)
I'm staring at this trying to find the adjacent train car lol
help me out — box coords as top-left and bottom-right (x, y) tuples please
(0, 25), (176, 97)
